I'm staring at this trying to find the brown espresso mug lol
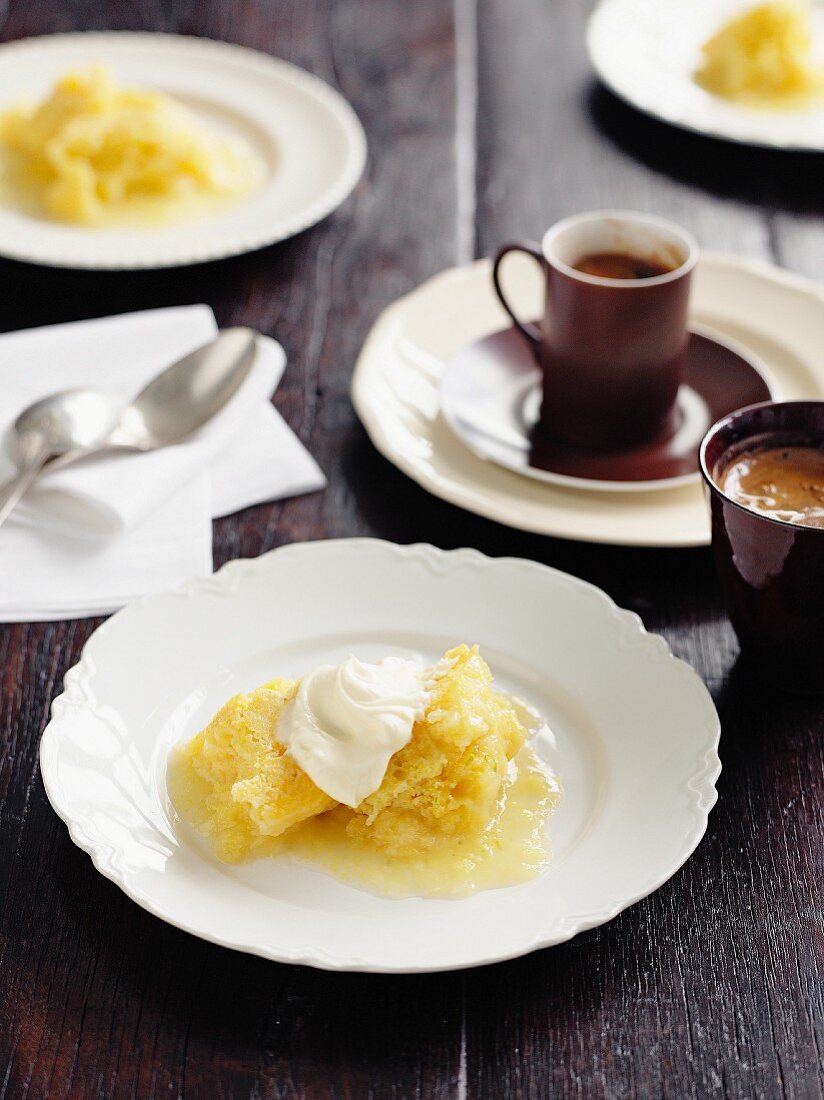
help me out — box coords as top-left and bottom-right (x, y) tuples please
(492, 211), (699, 452)
(700, 400), (824, 695)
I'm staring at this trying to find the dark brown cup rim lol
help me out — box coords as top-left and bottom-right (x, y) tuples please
(541, 209), (700, 289)
(699, 399), (824, 534)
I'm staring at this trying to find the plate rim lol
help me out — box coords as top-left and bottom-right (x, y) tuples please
(586, 0), (824, 152)
(0, 31), (367, 269)
(352, 251), (824, 548)
(39, 538), (722, 973)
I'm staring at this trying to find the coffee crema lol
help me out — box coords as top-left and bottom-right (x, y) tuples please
(572, 251), (676, 280)
(719, 442), (824, 528)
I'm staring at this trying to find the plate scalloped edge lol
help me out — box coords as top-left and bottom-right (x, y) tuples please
(39, 539), (722, 972)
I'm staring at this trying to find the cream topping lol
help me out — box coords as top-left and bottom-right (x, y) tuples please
(279, 655), (451, 808)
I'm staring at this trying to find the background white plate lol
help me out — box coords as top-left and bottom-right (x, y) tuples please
(40, 539), (721, 973)
(0, 33), (367, 269)
(352, 254), (824, 547)
(588, 0), (824, 150)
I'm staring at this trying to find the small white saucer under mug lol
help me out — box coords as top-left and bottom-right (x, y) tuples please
(440, 323), (773, 492)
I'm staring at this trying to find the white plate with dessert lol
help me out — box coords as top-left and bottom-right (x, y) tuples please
(588, 0), (824, 150)
(0, 33), (366, 269)
(40, 539), (721, 973)
(352, 253), (824, 547)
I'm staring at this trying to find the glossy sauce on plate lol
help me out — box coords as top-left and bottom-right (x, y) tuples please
(284, 748), (559, 898)
(169, 746), (560, 899)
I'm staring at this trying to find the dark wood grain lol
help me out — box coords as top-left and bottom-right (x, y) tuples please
(0, 1), (822, 1097)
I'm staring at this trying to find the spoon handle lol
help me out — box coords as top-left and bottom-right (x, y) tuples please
(0, 459), (49, 532)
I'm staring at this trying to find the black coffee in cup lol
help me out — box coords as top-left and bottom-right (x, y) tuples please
(573, 251), (678, 280)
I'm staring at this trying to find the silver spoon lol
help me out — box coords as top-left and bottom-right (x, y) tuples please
(0, 390), (124, 531)
(0, 326), (258, 531)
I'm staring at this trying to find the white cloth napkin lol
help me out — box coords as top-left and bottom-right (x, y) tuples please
(0, 306), (326, 622)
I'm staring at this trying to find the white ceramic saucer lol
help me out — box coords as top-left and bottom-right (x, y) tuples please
(588, 0), (824, 151)
(352, 253), (824, 547)
(0, 34), (366, 269)
(440, 323), (773, 493)
(40, 539), (721, 973)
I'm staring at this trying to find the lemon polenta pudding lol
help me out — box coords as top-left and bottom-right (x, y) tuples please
(695, 2), (824, 106)
(0, 64), (263, 225)
(169, 645), (561, 898)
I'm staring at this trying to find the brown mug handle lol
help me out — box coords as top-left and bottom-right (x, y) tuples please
(491, 242), (544, 355)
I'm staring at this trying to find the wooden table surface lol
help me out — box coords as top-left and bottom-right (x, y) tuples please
(1, 1), (822, 1097)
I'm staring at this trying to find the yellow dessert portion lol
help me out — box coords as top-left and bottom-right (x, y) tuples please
(172, 676), (335, 864)
(347, 646), (527, 857)
(695, 2), (824, 106)
(0, 64), (262, 225)
(169, 645), (561, 898)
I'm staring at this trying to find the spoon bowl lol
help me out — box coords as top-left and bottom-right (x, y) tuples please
(12, 388), (122, 467)
(114, 327), (258, 450)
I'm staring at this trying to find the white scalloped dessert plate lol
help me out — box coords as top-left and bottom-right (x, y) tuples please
(0, 33), (366, 269)
(352, 254), (824, 547)
(40, 539), (720, 973)
(588, 0), (824, 151)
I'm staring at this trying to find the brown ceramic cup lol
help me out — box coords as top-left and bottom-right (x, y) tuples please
(700, 400), (824, 694)
(492, 211), (698, 452)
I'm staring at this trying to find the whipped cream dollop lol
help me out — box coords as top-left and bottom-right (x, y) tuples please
(279, 655), (450, 808)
